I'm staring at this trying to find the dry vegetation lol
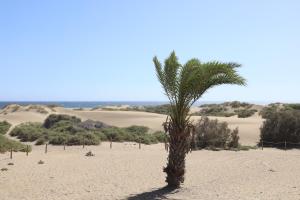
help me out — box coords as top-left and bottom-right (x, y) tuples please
(193, 101), (259, 118)
(10, 114), (166, 146)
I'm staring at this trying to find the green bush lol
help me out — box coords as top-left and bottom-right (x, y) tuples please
(152, 131), (167, 142)
(101, 127), (128, 142)
(67, 133), (100, 145)
(0, 134), (31, 153)
(259, 104), (279, 119)
(35, 137), (46, 145)
(43, 114), (81, 128)
(10, 123), (46, 142)
(235, 109), (257, 118)
(121, 104), (171, 115)
(284, 104), (300, 110)
(229, 101), (251, 108)
(0, 121), (11, 135)
(192, 117), (240, 150)
(260, 109), (300, 148)
(193, 106), (235, 117)
(144, 104), (170, 115)
(9, 114), (164, 146)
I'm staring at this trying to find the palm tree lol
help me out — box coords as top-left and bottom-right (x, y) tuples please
(153, 51), (246, 188)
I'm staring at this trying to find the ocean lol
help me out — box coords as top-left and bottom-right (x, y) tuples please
(0, 101), (167, 109)
(0, 101), (225, 109)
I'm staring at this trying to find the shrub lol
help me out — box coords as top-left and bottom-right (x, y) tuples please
(35, 138), (46, 145)
(235, 109), (257, 118)
(259, 104), (279, 119)
(43, 114), (81, 128)
(152, 131), (167, 142)
(260, 109), (300, 148)
(38, 160), (44, 164)
(66, 133), (100, 145)
(0, 121), (11, 135)
(101, 127), (128, 142)
(124, 125), (149, 135)
(230, 101), (251, 108)
(192, 117), (240, 150)
(194, 105), (236, 117)
(48, 134), (67, 145)
(284, 104), (300, 110)
(10, 123), (46, 142)
(228, 128), (239, 148)
(144, 104), (171, 115)
(85, 151), (95, 156)
(79, 119), (110, 130)
(9, 114), (163, 146)
(0, 134), (31, 153)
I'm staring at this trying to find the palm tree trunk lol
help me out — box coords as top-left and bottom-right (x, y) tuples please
(164, 133), (189, 188)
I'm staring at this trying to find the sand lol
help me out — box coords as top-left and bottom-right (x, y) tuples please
(0, 105), (299, 200)
(1, 143), (300, 200)
(0, 105), (264, 145)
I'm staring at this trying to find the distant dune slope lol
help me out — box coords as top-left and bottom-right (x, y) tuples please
(0, 105), (264, 145)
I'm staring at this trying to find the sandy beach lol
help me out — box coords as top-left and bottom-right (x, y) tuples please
(1, 105), (299, 200)
(0, 106), (264, 146)
(1, 143), (300, 200)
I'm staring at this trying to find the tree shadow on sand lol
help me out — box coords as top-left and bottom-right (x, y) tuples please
(126, 186), (178, 200)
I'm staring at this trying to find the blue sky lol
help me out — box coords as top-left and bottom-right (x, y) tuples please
(0, 0), (299, 102)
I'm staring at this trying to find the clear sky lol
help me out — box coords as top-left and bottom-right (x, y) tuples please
(0, 0), (299, 102)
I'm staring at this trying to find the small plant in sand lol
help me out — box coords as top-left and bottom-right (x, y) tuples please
(154, 51), (246, 187)
(38, 160), (44, 164)
(1, 168), (8, 171)
(85, 151), (95, 157)
(7, 162), (14, 166)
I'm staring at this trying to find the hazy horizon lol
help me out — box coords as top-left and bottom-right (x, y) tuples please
(1, 1), (300, 102)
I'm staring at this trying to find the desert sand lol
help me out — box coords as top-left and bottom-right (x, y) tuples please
(1, 143), (300, 200)
(2, 105), (298, 200)
(0, 105), (264, 145)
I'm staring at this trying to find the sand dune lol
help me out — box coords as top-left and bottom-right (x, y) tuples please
(0, 105), (263, 145)
(0, 143), (299, 200)
(0, 105), (296, 200)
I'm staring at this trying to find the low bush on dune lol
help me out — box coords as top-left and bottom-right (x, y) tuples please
(228, 101), (252, 108)
(10, 114), (166, 146)
(10, 123), (46, 142)
(119, 104), (171, 115)
(284, 103), (300, 110)
(260, 109), (300, 148)
(0, 121), (11, 135)
(143, 104), (170, 115)
(235, 109), (257, 118)
(0, 121), (31, 153)
(193, 105), (236, 117)
(100, 126), (166, 144)
(196, 101), (256, 118)
(260, 103), (300, 119)
(192, 117), (240, 150)
(25, 105), (48, 114)
(43, 114), (81, 129)
(259, 104), (281, 119)
(0, 134), (31, 153)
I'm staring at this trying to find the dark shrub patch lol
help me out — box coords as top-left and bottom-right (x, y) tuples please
(43, 114), (81, 129)
(260, 110), (300, 148)
(0, 134), (31, 153)
(0, 121), (11, 135)
(10, 114), (164, 146)
(192, 117), (240, 150)
(235, 109), (257, 118)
